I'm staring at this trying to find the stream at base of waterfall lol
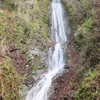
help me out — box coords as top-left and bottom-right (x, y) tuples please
(26, 0), (70, 100)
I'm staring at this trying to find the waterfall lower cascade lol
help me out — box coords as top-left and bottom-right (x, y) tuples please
(26, 0), (70, 100)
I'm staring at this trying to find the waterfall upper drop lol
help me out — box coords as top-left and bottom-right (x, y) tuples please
(51, 0), (67, 43)
(26, 0), (70, 100)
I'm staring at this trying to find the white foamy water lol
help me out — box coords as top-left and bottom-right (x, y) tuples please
(26, 0), (70, 100)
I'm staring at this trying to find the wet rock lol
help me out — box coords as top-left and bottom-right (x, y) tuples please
(64, 64), (70, 69)
(19, 84), (30, 100)
(23, 76), (34, 87)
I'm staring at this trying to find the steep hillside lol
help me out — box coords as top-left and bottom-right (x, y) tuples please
(0, 0), (99, 100)
(0, 0), (50, 99)
(50, 0), (100, 99)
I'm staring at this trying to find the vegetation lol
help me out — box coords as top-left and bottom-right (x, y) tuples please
(0, 0), (19, 10)
(63, 0), (100, 99)
(0, 56), (20, 100)
(75, 69), (100, 100)
(0, 0), (99, 99)
(0, 0), (50, 99)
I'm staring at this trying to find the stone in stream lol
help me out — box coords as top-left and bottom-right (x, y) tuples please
(23, 76), (34, 87)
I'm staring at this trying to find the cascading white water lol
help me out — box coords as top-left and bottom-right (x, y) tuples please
(26, 0), (70, 100)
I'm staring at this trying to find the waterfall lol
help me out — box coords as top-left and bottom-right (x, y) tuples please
(26, 0), (70, 100)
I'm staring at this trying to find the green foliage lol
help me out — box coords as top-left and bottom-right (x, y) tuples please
(0, 8), (27, 52)
(64, 0), (100, 68)
(62, 0), (94, 33)
(80, 0), (92, 11)
(0, 0), (50, 99)
(24, 0), (50, 50)
(82, 17), (93, 34)
(63, 0), (100, 99)
(0, 0), (50, 51)
(0, 56), (20, 100)
(32, 64), (44, 72)
(0, 0), (15, 3)
(75, 69), (100, 100)
(0, 0), (19, 10)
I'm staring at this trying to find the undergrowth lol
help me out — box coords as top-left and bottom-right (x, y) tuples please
(0, 56), (20, 100)
(75, 68), (100, 100)
(0, 0), (50, 99)
(63, 0), (100, 99)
